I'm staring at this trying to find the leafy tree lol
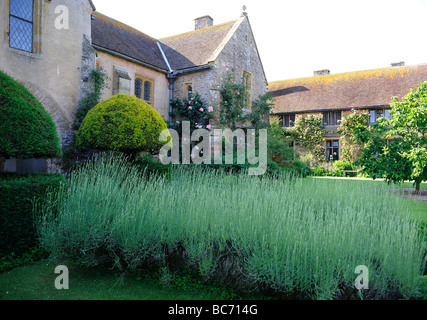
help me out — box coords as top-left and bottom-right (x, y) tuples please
(387, 82), (427, 192)
(356, 123), (414, 188)
(356, 82), (427, 193)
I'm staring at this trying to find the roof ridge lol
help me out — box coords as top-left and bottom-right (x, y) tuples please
(159, 20), (237, 41)
(269, 64), (427, 86)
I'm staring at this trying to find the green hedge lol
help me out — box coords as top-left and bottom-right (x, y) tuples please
(0, 71), (62, 159)
(0, 173), (65, 258)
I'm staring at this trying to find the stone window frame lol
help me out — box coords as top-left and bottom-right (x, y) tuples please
(323, 111), (342, 126)
(6, 0), (43, 55)
(279, 114), (296, 128)
(113, 66), (131, 96)
(134, 75), (154, 105)
(134, 78), (143, 99)
(242, 70), (252, 108)
(369, 108), (391, 125)
(185, 82), (193, 100)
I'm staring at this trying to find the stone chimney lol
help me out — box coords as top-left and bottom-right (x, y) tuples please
(195, 16), (214, 30)
(314, 69), (331, 76)
(391, 61), (405, 67)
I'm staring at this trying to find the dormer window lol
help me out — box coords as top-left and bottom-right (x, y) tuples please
(9, 0), (34, 53)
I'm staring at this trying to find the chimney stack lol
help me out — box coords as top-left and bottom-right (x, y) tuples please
(391, 61), (405, 67)
(314, 69), (331, 76)
(195, 16), (214, 30)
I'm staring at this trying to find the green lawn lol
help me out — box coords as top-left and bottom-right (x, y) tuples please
(311, 177), (427, 225)
(0, 259), (209, 300)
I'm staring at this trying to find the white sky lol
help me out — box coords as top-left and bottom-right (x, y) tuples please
(93, 0), (427, 82)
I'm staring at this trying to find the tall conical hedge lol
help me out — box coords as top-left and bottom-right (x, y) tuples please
(0, 71), (62, 159)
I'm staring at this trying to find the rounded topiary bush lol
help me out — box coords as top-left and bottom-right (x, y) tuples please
(77, 94), (170, 158)
(0, 71), (61, 159)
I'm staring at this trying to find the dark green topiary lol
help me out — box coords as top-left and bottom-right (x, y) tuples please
(0, 71), (62, 159)
(77, 94), (171, 158)
(0, 173), (65, 259)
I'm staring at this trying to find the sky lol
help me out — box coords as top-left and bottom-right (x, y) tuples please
(93, 0), (427, 82)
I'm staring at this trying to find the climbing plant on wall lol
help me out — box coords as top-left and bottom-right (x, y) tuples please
(289, 115), (325, 164)
(337, 111), (369, 162)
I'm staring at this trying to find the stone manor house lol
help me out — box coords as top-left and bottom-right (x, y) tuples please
(1, 0), (426, 170)
(0, 0), (266, 152)
(269, 64), (427, 162)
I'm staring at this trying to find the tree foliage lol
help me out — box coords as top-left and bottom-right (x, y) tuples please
(387, 82), (427, 191)
(356, 82), (427, 192)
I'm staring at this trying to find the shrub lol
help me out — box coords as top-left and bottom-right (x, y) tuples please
(309, 160), (357, 177)
(170, 92), (214, 132)
(134, 153), (172, 178)
(37, 155), (426, 300)
(77, 94), (171, 159)
(418, 276), (427, 300)
(0, 173), (65, 258)
(0, 71), (61, 159)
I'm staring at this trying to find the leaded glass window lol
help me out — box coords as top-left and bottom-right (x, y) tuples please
(323, 111), (342, 126)
(144, 81), (151, 102)
(9, 0), (34, 53)
(280, 114), (296, 128)
(135, 78), (142, 99)
(326, 140), (340, 161)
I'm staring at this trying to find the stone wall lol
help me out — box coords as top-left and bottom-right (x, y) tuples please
(96, 51), (170, 119)
(0, 0), (95, 143)
(172, 14), (268, 127)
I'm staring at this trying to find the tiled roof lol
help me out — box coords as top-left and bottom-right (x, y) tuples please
(91, 12), (169, 72)
(159, 20), (237, 71)
(269, 65), (427, 114)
